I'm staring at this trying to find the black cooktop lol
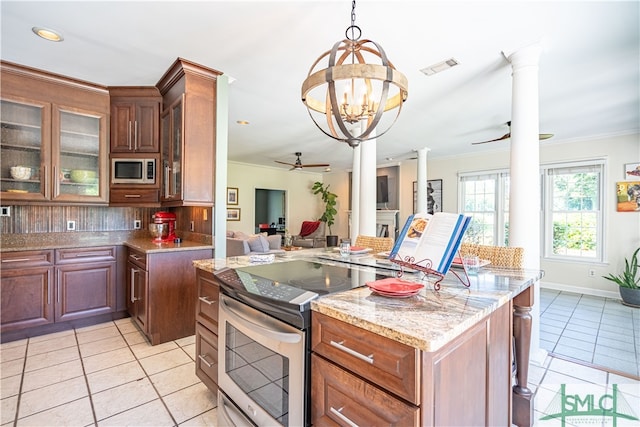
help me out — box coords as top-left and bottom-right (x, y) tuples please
(214, 260), (389, 329)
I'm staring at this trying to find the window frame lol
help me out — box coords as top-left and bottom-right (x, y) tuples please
(458, 159), (606, 263)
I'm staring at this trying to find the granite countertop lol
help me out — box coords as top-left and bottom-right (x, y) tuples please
(193, 249), (543, 353)
(1, 231), (213, 254)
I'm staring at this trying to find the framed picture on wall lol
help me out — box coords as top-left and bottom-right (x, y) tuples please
(227, 187), (239, 205)
(413, 179), (443, 214)
(624, 163), (640, 180)
(428, 179), (443, 214)
(227, 208), (241, 221)
(617, 181), (640, 212)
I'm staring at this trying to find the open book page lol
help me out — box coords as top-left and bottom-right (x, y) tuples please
(390, 212), (471, 274)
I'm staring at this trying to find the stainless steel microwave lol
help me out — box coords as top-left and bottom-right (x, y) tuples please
(111, 158), (156, 184)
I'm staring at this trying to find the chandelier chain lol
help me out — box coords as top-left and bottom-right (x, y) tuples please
(346, 0), (361, 41)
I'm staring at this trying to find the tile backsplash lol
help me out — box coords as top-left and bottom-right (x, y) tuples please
(0, 205), (214, 235)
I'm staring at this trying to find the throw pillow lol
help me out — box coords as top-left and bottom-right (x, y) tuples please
(248, 235), (270, 252)
(226, 230), (234, 238)
(267, 234), (281, 250)
(234, 231), (249, 240)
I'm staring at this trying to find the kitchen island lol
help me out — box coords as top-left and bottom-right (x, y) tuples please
(194, 249), (541, 427)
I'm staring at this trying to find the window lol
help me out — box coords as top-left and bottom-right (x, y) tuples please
(459, 160), (604, 262)
(459, 171), (509, 246)
(544, 161), (604, 261)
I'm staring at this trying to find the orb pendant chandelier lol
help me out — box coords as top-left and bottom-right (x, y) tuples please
(301, 1), (408, 148)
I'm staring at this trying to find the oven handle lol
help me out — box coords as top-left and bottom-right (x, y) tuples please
(220, 296), (301, 344)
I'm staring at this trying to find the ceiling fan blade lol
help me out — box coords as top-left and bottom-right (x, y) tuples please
(300, 163), (330, 168)
(471, 133), (511, 145)
(275, 160), (295, 167)
(539, 133), (554, 140)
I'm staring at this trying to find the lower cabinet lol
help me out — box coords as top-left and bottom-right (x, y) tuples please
(195, 268), (220, 393)
(1, 247), (118, 334)
(1, 251), (54, 332)
(126, 248), (213, 345)
(311, 303), (512, 426)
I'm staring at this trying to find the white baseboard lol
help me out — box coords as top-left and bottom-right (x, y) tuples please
(540, 280), (620, 300)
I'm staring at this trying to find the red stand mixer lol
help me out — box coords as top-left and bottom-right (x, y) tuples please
(149, 211), (177, 242)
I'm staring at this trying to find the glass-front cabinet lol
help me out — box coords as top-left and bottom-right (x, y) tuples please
(1, 97), (108, 203)
(161, 95), (183, 203)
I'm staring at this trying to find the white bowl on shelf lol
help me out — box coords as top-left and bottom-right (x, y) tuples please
(10, 166), (31, 180)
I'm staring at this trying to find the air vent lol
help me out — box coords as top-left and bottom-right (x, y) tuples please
(420, 58), (459, 76)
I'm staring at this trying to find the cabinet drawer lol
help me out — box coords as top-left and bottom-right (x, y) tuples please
(110, 188), (159, 204)
(195, 322), (218, 392)
(55, 246), (116, 264)
(1, 250), (54, 269)
(196, 269), (219, 334)
(312, 312), (420, 405)
(312, 354), (419, 426)
(127, 248), (147, 269)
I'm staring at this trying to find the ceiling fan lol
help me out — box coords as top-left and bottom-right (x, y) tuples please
(274, 152), (330, 171)
(472, 121), (554, 145)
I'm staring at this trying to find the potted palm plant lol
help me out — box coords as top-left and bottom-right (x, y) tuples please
(312, 181), (339, 247)
(603, 247), (640, 307)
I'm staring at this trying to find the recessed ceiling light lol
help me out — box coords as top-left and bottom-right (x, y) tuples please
(236, 120), (250, 125)
(32, 26), (64, 42)
(420, 58), (459, 76)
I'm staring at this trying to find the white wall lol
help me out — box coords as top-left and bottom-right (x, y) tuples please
(227, 162), (323, 236)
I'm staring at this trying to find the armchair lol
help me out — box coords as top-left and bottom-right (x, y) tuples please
(291, 221), (326, 248)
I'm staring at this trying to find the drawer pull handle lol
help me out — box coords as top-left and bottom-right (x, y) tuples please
(1, 258), (31, 263)
(131, 255), (143, 261)
(198, 296), (217, 306)
(74, 252), (102, 257)
(330, 406), (359, 427)
(330, 340), (374, 364)
(198, 354), (214, 368)
(124, 194), (141, 198)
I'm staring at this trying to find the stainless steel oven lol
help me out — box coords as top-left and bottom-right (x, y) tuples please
(214, 260), (391, 427)
(218, 294), (306, 427)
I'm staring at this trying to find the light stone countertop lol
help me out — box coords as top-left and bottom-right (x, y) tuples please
(193, 249), (543, 352)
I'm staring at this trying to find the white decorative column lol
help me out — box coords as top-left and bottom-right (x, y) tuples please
(358, 128), (377, 237)
(416, 148), (430, 213)
(504, 43), (544, 427)
(350, 145), (361, 243)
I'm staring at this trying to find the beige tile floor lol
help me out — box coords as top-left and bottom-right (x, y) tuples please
(1, 317), (639, 426)
(1, 318), (216, 426)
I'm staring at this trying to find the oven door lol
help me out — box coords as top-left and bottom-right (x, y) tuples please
(218, 294), (306, 427)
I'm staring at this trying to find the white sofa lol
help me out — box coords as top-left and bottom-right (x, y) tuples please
(226, 231), (285, 257)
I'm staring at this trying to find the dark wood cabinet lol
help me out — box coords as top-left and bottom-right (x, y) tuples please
(0, 251), (54, 332)
(311, 303), (512, 427)
(0, 61), (109, 205)
(195, 268), (220, 393)
(126, 247), (213, 345)
(1, 247), (120, 334)
(156, 58), (221, 207)
(127, 252), (149, 334)
(109, 87), (161, 153)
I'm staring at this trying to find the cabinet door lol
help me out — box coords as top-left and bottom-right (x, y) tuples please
(161, 96), (183, 203)
(1, 266), (54, 332)
(51, 104), (108, 203)
(127, 260), (148, 333)
(110, 102), (135, 152)
(135, 101), (160, 152)
(0, 96), (51, 201)
(55, 261), (116, 322)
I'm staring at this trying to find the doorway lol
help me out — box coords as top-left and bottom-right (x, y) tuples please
(255, 188), (286, 235)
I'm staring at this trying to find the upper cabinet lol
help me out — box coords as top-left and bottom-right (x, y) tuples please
(1, 61), (109, 204)
(156, 58), (221, 207)
(109, 87), (161, 153)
